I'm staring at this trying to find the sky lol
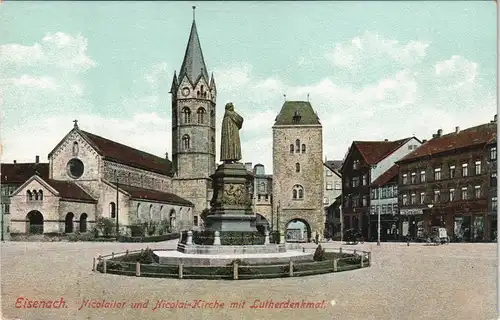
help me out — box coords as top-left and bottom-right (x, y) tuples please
(0, 1), (497, 173)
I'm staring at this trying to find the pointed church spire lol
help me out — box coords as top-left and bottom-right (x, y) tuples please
(170, 70), (178, 94)
(178, 7), (209, 85)
(209, 72), (216, 90)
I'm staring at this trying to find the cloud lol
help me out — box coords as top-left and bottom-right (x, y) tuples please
(0, 31), (495, 176)
(434, 55), (478, 89)
(0, 32), (96, 74)
(2, 113), (172, 163)
(325, 31), (430, 69)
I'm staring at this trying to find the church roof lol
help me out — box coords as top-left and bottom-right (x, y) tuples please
(79, 130), (173, 177)
(1, 162), (49, 185)
(178, 20), (209, 85)
(118, 184), (193, 206)
(45, 179), (97, 203)
(273, 101), (321, 126)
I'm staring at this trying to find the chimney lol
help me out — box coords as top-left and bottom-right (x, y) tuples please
(165, 152), (169, 160)
(422, 139), (427, 143)
(455, 126), (460, 134)
(13, 160), (17, 164)
(495, 114), (498, 123)
(437, 129), (443, 137)
(384, 139), (389, 142)
(35, 155), (39, 163)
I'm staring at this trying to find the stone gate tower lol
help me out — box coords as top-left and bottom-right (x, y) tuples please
(272, 101), (324, 241)
(171, 8), (216, 227)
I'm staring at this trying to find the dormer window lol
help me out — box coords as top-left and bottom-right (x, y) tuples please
(292, 110), (301, 123)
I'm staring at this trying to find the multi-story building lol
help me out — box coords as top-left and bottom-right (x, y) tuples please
(1, 158), (49, 240)
(273, 100), (324, 241)
(341, 137), (421, 239)
(246, 162), (273, 232)
(326, 195), (342, 240)
(396, 117), (497, 242)
(370, 165), (399, 241)
(323, 160), (342, 238)
(487, 137), (497, 241)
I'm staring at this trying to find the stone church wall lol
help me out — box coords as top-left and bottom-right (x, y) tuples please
(130, 200), (193, 232)
(102, 161), (172, 192)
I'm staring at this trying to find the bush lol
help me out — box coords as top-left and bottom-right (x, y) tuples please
(157, 219), (170, 236)
(130, 224), (146, 237)
(313, 245), (326, 261)
(138, 248), (159, 264)
(67, 232), (95, 242)
(95, 217), (116, 237)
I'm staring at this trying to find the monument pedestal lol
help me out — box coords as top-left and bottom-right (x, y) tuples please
(205, 162), (257, 232)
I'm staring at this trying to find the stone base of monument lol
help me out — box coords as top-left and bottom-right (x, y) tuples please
(204, 162), (258, 233)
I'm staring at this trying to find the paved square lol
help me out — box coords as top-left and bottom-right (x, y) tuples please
(1, 240), (497, 320)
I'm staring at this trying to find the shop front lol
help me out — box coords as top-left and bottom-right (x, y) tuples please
(452, 214), (486, 242)
(399, 208), (423, 240)
(369, 214), (400, 241)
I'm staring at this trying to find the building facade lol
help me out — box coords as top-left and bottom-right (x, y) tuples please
(487, 138), (497, 240)
(272, 101), (324, 241)
(396, 118), (497, 242)
(0, 159), (50, 240)
(370, 165), (399, 241)
(323, 160), (342, 238)
(246, 163), (273, 232)
(341, 137), (421, 239)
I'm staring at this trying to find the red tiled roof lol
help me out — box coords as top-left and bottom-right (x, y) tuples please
(1, 163), (49, 185)
(398, 122), (497, 163)
(80, 130), (173, 177)
(119, 184), (193, 206)
(371, 164), (399, 187)
(45, 179), (97, 203)
(354, 137), (412, 164)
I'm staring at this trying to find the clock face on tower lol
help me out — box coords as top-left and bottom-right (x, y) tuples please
(182, 87), (190, 97)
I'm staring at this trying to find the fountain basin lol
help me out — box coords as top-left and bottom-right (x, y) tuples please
(153, 250), (313, 266)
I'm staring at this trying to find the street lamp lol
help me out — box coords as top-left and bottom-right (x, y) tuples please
(377, 186), (381, 246)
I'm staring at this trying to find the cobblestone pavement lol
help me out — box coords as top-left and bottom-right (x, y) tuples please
(0, 240), (497, 320)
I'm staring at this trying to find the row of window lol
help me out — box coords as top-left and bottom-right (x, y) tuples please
(27, 190), (43, 201)
(345, 195), (369, 208)
(349, 174), (368, 187)
(326, 182), (342, 190)
(181, 107), (215, 125)
(289, 139), (307, 154)
(401, 185), (484, 205)
(371, 185), (399, 200)
(370, 203), (399, 215)
(402, 160), (485, 184)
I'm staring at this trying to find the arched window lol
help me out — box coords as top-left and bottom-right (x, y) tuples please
(182, 134), (190, 150)
(33, 190), (38, 200)
(128, 173), (131, 185)
(295, 163), (301, 173)
(182, 107), (191, 124)
(197, 107), (206, 124)
(72, 141), (79, 156)
(259, 182), (265, 193)
(136, 203), (141, 218)
(160, 205), (164, 219)
(27, 190), (33, 201)
(292, 185), (304, 199)
(109, 202), (116, 218)
(169, 209), (176, 229)
(211, 137), (215, 153)
(149, 204), (153, 220)
(301, 144), (306, 153)
(79, 213), (88, 232)
(290, 144), (294, 153)
(210, 110), (215, 126)
(38, 190), (43, 200)
(295, 139), (300, 153)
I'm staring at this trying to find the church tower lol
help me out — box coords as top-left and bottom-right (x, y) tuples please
(171, 7), (216, 227)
